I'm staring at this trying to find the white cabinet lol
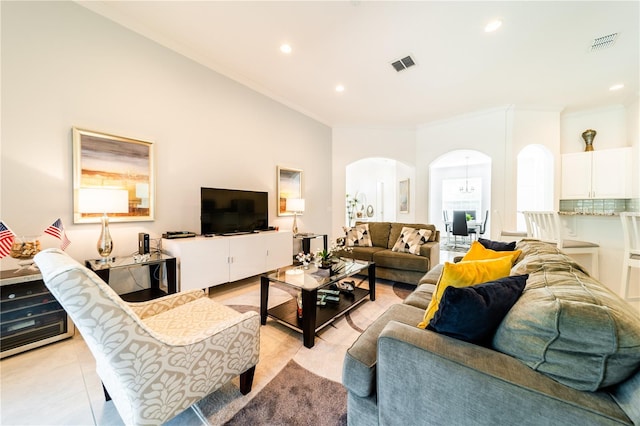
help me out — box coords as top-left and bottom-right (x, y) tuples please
(561, 147), (632, 199)
(163, 231), (293, 292)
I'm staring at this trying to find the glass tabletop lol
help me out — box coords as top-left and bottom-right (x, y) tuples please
(264, 258), (370, 290)
(85, 253), (174, 271)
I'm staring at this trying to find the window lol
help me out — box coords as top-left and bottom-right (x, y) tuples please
(516, 145), (553, 230)
(442, 177), (482, 221)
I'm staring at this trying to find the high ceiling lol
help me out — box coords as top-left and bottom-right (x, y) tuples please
(79, 1), (639, 127)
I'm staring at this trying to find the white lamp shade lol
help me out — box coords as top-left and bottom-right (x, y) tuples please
(78, 188), (129, 214)
(286, 198), (305, 213)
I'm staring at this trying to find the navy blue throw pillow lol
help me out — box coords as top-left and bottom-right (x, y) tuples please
(427, 274), (528, 345)
(478, 238), (516, 252)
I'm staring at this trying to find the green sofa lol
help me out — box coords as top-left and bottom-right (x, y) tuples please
(338, 221), (440, 285)
(342, 239), (640, 425)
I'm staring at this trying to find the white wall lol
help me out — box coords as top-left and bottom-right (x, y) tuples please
(0, 1), (331, 270)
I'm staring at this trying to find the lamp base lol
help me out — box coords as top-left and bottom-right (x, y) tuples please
(292, 212), (299, 235)
(97, 215), (114, 259)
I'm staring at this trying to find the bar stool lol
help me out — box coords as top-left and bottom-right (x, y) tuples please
(620, 212), (640, 300)
(523, 211), (599, 279)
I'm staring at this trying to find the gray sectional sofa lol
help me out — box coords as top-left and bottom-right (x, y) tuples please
(337, 221), (440, 285)
(342, 239), (640, 425)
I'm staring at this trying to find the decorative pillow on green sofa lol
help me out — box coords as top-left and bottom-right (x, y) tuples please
(343, 224), (372, 247)
(391, 226), (432, 255)
(427, 274), (528, 345)
(493, 243), (640, 391)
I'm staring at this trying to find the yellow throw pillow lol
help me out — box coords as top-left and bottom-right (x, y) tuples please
(462, 241), (522, 265)
(417, 256), (513, 329)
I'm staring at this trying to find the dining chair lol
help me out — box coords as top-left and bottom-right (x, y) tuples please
(443, 210), (451, 243)
(523, 211), (599, 278)
(620, 212), (640, 300)
(468, 210), (488, 239)
(451, 210), (469, 248)
(34, 248), (260, 426)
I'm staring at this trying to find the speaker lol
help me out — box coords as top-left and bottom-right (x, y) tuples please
(138, 233), (150, 255)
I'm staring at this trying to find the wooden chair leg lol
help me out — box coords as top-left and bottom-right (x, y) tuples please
(239, 366), (256, 395)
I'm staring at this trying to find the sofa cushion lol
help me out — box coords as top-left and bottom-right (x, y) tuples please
(344, 246), (387, 262)
(357, 221), (390, 249)
(418, 263), (443, 286)
(373, 249), (430, 273)
(389, 222), (437, 248)
(494, 242), (640, 391)
(427, 274), (527, 345)
(479, 237), (517, 252)
(418, 256), (513, 328)
(344, 223), (373, 247)
(403, 284), (435, 310)
(462, 241), (521, 264)
(343, 303), (425, 398)
(391, 227), (432, 255)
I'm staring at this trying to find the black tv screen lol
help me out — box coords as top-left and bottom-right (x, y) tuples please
(201, 187), (269, 235)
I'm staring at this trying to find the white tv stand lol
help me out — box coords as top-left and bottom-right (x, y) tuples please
(163, 230), (293, 292)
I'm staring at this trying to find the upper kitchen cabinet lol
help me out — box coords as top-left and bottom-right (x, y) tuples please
(561, 147), (633, 199)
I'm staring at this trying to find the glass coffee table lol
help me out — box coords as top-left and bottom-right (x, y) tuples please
(260, 259), (375, 348)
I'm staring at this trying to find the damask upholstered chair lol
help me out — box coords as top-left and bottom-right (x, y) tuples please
(34, 248), (260, 426)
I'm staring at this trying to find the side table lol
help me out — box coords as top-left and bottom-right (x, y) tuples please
(294, 233), (328, 255)
(85, 253), (177, 302)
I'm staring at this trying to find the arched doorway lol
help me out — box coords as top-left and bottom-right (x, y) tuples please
(345, 157), (414, 226)
(429, 150), (492, 245)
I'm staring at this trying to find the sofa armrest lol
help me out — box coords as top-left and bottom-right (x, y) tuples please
(419, 241), (440, 270)
(128, 289), (206, 319)
(376, 321), (630, 425)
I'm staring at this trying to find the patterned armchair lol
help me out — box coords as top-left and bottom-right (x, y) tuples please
(34, 249), (260, 426)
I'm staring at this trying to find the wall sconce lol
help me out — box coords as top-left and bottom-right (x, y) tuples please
(78, 188), (129, 261)
(286, 198), (305, 235)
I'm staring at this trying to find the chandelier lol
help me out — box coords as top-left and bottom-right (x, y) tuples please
(460, 157), (475, 193)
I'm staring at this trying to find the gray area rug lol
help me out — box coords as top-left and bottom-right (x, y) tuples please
(222, 360), (347, 425)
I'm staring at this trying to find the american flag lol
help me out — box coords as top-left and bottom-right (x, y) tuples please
(44, 218), (71, 250)
(0, 221), (16, 258)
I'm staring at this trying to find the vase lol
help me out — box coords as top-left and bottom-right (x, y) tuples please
(319, 259), (332, 269)
(582, 129), (596, 152)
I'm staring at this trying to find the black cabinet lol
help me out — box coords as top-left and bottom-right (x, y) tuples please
(0, 269), (74, 359)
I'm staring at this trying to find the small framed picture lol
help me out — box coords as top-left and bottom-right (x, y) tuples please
(399, 179), (410, 213)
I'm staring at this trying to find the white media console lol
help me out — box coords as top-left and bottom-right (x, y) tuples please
(163, 230), (293, 292)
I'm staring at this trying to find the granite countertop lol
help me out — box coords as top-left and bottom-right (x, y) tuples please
(558, 211), (619, 216)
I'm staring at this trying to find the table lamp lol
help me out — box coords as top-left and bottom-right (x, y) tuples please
(78, 188), (129, 261)
(286, 198), (305, 235)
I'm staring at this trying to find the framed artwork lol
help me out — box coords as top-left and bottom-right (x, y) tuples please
(277, 166), (302, 216)
(399, 179), (410, 213)
(73, 127), (155, 223)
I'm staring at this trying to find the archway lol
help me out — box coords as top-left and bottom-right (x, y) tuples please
(345, 157), (414, 226)
(429, 150), (492, 245)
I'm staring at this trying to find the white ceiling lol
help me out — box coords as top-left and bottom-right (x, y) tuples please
(79, 1), (639, 127)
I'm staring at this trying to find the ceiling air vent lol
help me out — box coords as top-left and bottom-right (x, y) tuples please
(590, 33), (618, 51)
(391, 55), (416, 72)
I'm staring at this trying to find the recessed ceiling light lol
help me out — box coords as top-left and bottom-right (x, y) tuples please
(280, 44), (292, 54)
(335, 84), (345, 93)
(485, 19), (502, 32)
(609, 84), (624, 91)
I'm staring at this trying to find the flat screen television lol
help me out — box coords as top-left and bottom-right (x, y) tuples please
(201, 187), (269, 235)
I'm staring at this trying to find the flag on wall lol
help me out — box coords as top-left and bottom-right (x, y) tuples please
(44, 218), (71, 250)
(0, 221), (16, 259)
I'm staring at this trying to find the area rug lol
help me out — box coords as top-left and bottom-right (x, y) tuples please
(223, 359), (346, 425)
(193, 276), (411, 425)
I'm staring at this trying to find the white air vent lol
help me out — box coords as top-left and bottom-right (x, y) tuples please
(391, 55), (416, 72)
(590, 33), (618, 51)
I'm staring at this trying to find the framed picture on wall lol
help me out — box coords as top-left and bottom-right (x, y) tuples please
(399, 179), (410, 213)
(73, 127), (155, 223)
(277, 166), (303, 216)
